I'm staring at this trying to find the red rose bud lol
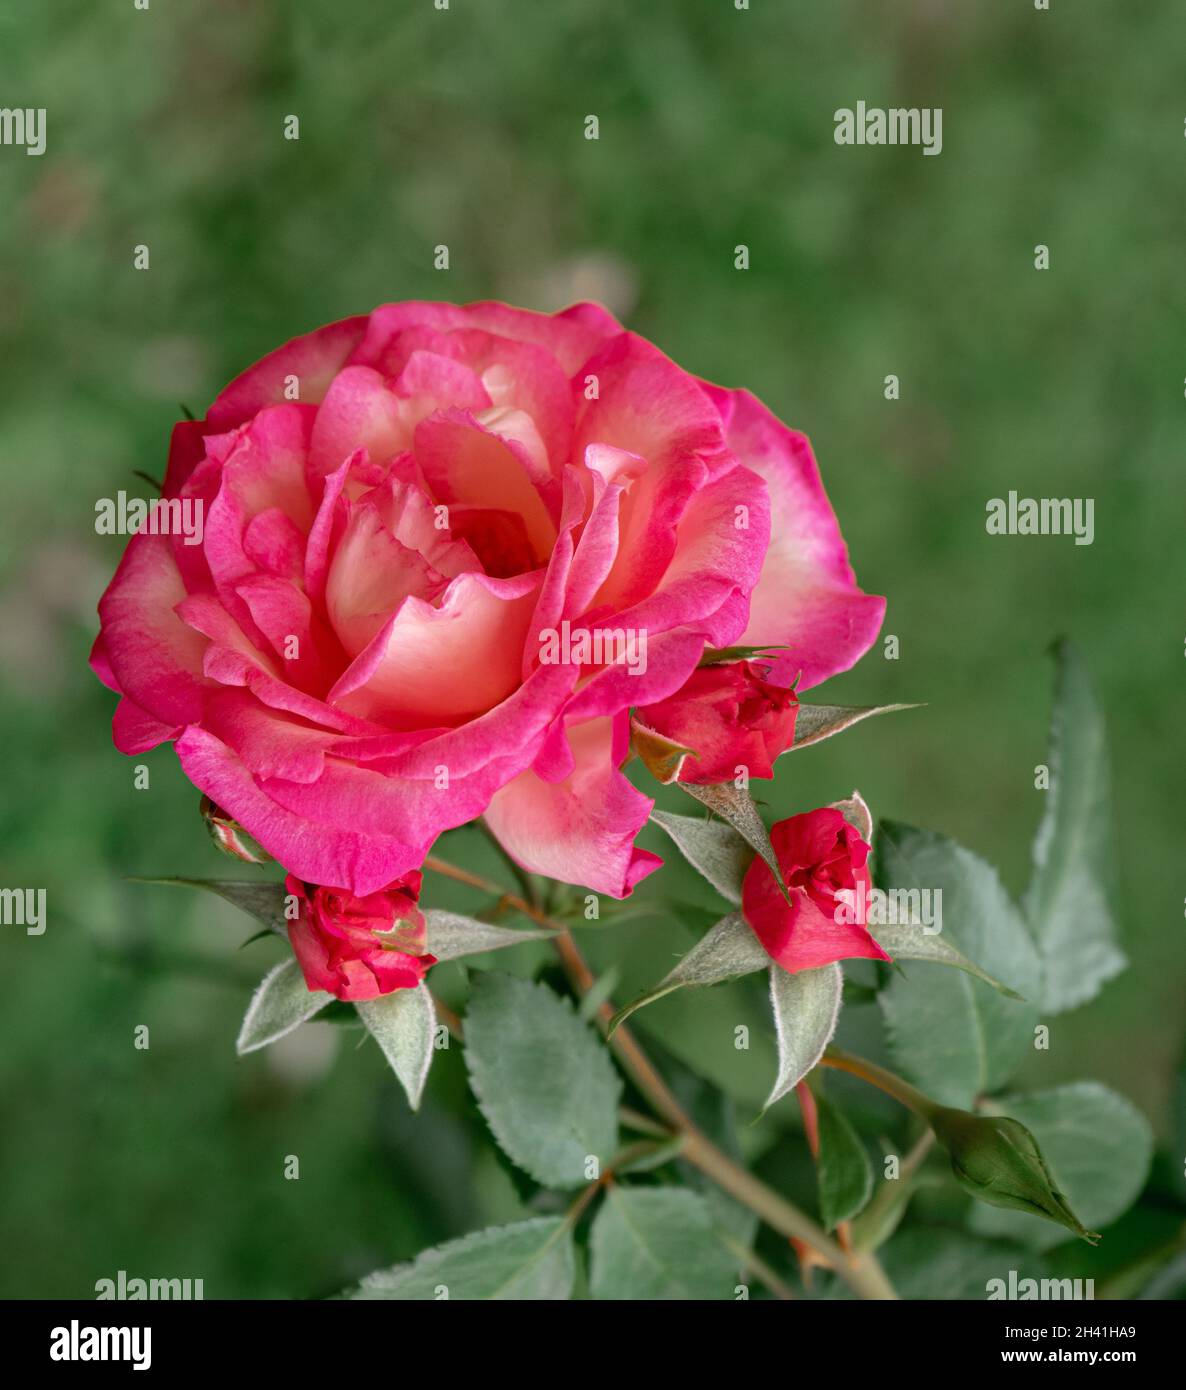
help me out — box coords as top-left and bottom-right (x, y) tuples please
(741, 807), (892, 972)
(285, 872), (436, 1002)
(200, 795), (272, 865)
(635, 660), (798, 784)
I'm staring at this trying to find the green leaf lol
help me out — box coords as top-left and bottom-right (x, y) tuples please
(423, 908), (554, 961)
(870, 920), (1025, 1000)
(879, 1228), (1049, 1301)
(876, 823), (1041, 1107)
(766, 962), (843, 1110)
(235, 959), (331, 1054)
(129, 876), (289, 934)
(351, 1217), (575, 1300)
(589, 1188), (739, 1299)
(608, 912), (767, 1033)
(356, 985), (436, 1111)
(1023, 641), (1126, 1013)
(578, 966), (621, 1022)
(650, 809), (751, 905)
(697, 643), (790, 667)
(464, 973), (620, 1189)
(790, 702), (922, 752)
(816, 1092), (874, 1229)
(968, 1083), (1153, 1250)
(678, 781), (790, 903)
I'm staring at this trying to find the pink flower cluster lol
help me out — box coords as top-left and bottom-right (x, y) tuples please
(92, 301), (885, 995)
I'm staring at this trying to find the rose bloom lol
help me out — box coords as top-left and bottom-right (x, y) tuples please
(286, 872), (435, 1001)
(741, 807), (891, 972)
(635, 659), (798, 783)
(91, 301), (883, 897)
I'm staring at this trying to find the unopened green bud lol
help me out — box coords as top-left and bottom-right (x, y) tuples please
(930, 1106), (1099, 1245)
(200, 795), (272, 865)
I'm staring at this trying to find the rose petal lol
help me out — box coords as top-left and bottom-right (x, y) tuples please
(208, 315), (369, 428)
(483, 713), (661, 899)
(708, 387), (885, 690)
(97, 530), (209, 726)
(328, 570), (543, 726)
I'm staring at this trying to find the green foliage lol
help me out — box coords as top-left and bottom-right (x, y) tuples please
(608, 911), (766, 1032)
(877, 824), (1042, 1107)
(464, 974), (620, 1189)
(347, 641), (1156, 1295)
(790, 703), (921, 753)
(589, 1188), (738, 1300)
(878, 1229), (1048, 1302)
(869, 919), (1024, 1000)
(131, 876), (289, 936)
(766, 963), (843, 1110)
(356, 987), (436, 1113)
(678, 781), (789, 903)
(815, 1092), (874, 1230)
(422, 909), (556, 961)
(650, 809), (750, 905)
(352, 1218), (575, 1301)
(1023, 642), (1126, 1013)
(236, 959), (330, 1055)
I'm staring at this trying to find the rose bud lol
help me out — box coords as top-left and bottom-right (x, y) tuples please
(635, 661), (798, 785)
(200, 794), (272, 865)
(285, 872), (436, 1002)
(741, 807), (891, 972)
(929, 1107), (1100, 1244)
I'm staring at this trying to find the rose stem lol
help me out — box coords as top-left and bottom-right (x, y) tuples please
(424, 853), (898, 1301)
(852, 1128), (935, 1251)
(821, 1046), (940, 1120)
(719, 1230), (797, 1301)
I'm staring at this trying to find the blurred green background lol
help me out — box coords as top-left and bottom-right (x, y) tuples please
(1, 0), (1183, 1298)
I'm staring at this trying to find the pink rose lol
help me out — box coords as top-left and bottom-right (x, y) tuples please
(635, 659), (798, 783)
(286, 871), (435, 1001)
(91, 301), (883, 897)
(741, 807), (891, 972)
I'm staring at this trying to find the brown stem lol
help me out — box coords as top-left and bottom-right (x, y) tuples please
(618, 1105), (671, 1138)
(821, 1046), (939, 1120)
(425, 855), (554, 929)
